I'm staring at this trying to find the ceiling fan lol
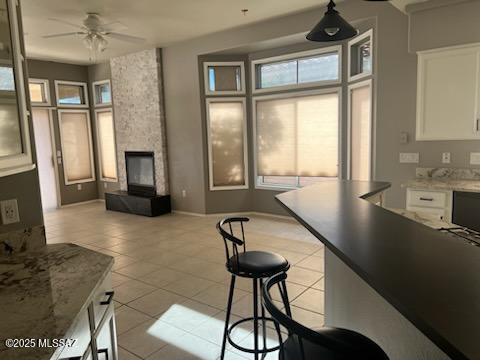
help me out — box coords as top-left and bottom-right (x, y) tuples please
(42, 13), (146, 53)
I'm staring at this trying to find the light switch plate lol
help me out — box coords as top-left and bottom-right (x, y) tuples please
(470, 152), (480, 165)
(77, 184), (82, 191)
(0, 199), (20, 225)
(442, 152), (451, 164)
(400, 153), (419, 163)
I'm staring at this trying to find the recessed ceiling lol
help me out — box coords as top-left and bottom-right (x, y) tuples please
(21, 0), (331, 65)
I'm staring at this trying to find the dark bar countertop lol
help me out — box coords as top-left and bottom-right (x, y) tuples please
(276, 180), (480, 360)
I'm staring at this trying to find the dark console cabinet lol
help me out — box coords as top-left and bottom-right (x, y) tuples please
(105, 191), (171, 217)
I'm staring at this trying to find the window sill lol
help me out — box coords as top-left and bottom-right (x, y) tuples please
(255, 184), (297, 192)
(0, 163), (36, 178)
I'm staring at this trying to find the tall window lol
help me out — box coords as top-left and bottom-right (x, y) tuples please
(206, 98), (248, 190)
(254, 90), (340, 188)
(348, 80), (373, 181)
(58, 110), (95, 184)
(95, 108), (117, 181)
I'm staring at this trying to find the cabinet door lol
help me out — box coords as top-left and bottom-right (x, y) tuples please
(94, 305), (118, 360)
(58, 310), (92, 359)
(417, 45), (480, 140)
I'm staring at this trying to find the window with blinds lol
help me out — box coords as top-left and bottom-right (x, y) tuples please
(206, 98), (248, 190)
(58, 110), (95, 184)
(255, 91), (340, 180)
(95, 109), (117, 181)
(349, 80), (372, 181)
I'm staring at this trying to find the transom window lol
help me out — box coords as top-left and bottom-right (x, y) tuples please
(29, 79), (50, 105)
(92, 79), (112, 106)
(0, 65), (14, 92)
(55, 80), (89, 107)
(252, 46), (341, 93)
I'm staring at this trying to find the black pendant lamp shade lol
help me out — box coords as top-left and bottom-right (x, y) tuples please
(306, 0), (358, 42)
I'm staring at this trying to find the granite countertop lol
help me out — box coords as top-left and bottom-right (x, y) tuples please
(276, 180), (480, 360)
(0, 243), (114, 360)
(386, 208), (455, 229)
(403, 178), (480, 192)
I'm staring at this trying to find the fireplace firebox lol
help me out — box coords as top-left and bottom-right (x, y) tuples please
(125, 151), (156, 197)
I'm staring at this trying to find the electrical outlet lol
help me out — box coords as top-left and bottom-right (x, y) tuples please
(400, 132), (409, 144)
(442, 152), (451, 164)
(182, 190), (187, 198)
(104, 182), (108, 189)
(399, 153), (419, 164)
(470, 153), (480, 165)
(1, 199), (20, 225)
(77, 184), (82, 191)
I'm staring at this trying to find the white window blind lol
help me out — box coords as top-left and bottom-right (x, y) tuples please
(206, 99), (248, 189)
(255, 92), (339, 177)
(349, 82), (372, 181)
(58, 110), (95, 184)
(96, 109), (117, 181)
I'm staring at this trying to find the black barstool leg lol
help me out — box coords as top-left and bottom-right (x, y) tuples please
(280, 279), (292, 318)
(221, 275), (236, 360)
(259, 278), (267, 359)
(253, 278), (259, 360)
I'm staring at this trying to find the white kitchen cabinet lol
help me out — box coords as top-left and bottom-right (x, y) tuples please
(416, 44), (480, 140)
(406, 188), (452, 222)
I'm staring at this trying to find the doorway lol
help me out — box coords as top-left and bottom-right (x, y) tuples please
(32, 108), (60, 210)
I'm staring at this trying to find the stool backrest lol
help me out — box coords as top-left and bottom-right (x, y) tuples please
(263, 272), (389, 360)
(216, 217), (249, 270)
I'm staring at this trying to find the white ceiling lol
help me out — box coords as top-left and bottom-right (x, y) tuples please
(21, 0), (426, 65)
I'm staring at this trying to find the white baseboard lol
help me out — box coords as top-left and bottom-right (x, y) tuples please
(172, 209), (295, 222)
(59, 199), (104, 208)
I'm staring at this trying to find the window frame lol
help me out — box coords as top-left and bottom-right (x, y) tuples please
(251, 46), (342, 94)
(94, 107), (118, 182)
(347, 79), (374, 181)
(57, 109), (96, 185)
(28, 78), (51, 106)
(348, 29), (374, 82)
(252, 87), (343, 191)
(0, 0), (34, 177)
(203, 61), (246, 96)
(205, 97), (249, 191)
(54, 80), (89, 108)
(92, 79), (112, 107)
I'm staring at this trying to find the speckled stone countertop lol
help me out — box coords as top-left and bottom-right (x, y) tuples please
(386, 208), (455, 229)
(0, 243), (114, 360)
(402, 178), (480, 193)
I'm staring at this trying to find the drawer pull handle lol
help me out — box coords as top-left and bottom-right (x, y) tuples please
(419, 197), (434, 201)
(100, 291), (115, 305)
(98, 348), (109, 360)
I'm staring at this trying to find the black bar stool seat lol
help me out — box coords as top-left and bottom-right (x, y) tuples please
(228, 250), (289, 278)
(263, 272), (389, 360)
(217, 217), (290, 360)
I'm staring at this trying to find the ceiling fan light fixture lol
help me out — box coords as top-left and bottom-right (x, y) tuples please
(306, 0), (358, 42)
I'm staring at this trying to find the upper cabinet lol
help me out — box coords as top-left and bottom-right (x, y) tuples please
(416, 44), (480, 141)
(0, 0), (34, 176)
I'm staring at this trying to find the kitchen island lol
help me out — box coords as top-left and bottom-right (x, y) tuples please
(276, 180), (480, 360)
(0, 243), (116, 360)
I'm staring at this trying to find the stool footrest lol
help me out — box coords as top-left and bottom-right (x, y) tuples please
(227, 316), (282, 354)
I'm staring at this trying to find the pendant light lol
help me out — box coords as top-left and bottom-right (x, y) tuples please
(306, 0), (358, 42)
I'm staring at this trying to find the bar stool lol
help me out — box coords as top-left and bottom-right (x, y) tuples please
(217, 217), (290, 360)
(263, 272), (390, 360)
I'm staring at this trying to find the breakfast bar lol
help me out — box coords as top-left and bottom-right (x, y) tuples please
(276, 180), (480, 360)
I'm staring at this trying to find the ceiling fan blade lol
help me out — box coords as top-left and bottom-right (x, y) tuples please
(42, 32), (84, 39)
(105, 32), (145, 43)
(99, 21), (128, 32)
(48, 18), (85, 30)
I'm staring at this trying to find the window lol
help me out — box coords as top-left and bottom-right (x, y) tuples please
(204, 62), (245, 95)
(0, 65), (14, 92)
(252, 46), (341, 93)
(29, 79), (50, 105)
(58, 110), (95, 184)
(55, 81), (88, 107)
(259, 175), (332, 189)
(348, 80), (373, 181)
(92, 79), (112, 106)
(95, 108), (117, 181)
(206, 98), (248, 190)
(254, 89), (340, 189)
(348, 30), (373, 81)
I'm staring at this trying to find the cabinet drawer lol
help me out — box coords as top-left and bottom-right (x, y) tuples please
(92, 273), (113, 329)
(407, 190), (447, 209)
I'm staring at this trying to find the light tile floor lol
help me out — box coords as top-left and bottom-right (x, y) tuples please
(44, 202), (325, 360)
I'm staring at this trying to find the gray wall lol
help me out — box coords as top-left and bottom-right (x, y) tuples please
(27, 59), (99, 205)
(87, 61), (120, 199)
(163, 1), (416, 213)
(0, 4), (43, 234)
